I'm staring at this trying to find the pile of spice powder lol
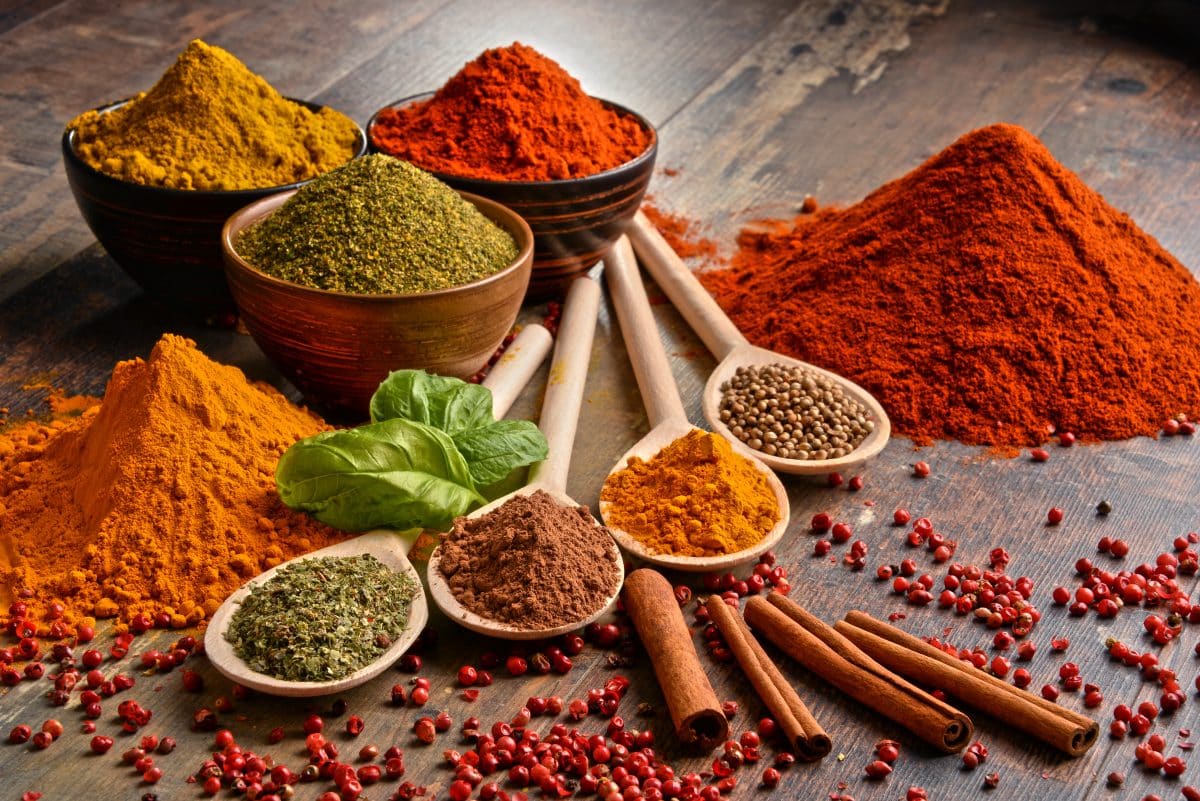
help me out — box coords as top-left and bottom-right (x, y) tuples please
(698, 123), (1200, 446)
(0, 334), (348, 629)
(227, 554), (417, 682)
(436, 490), (620, 629)
(237, 155), (519, 294)
(370, 42), (652, 181)
(601, 430), (778, 557)
(69, 39), (359, 190)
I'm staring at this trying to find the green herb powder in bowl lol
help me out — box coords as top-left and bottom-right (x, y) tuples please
(225, 553), (417, 682)
(236, 154), (519, 293)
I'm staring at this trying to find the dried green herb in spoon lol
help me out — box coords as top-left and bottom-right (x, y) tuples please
(225, 553), (417, 682)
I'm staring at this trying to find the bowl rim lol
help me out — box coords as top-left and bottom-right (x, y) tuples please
(221, 186), (535, 302)
(62, 97), (368, 198)
(366, 92), (659, 188)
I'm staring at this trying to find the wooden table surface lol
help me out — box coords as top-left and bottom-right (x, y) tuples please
(3, 1), (1200, 799)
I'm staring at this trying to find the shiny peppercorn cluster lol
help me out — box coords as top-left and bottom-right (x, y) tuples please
(1, 596), (208, 772)
(1161, 415), (1197, 436)
(697, 551), (791, 606)
(924, 631), (1041, 687)
(863, 739), (899, 779)
(960, 740), (989, 770)
(191, 723), (412, 801)
(1052, 533), (1199, 621)
(1105, 639), (1188, 721)
(900, 515), (958, 563)
(888, 552), (1039, 635)
(431, 701), (753, 801)
(1133, 732), (1187, 778)
(811, 512), (876, 568)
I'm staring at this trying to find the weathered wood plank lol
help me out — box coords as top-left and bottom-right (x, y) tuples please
(0, 0), (64, 35)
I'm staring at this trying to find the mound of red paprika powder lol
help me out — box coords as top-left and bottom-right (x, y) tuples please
(698, 123), (1200, 446)
(370, 42), (651, 182)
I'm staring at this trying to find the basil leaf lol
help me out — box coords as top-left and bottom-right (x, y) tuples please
(370, 370), (493, 434)
(452, 419), (550, 489)
(276, 418), (485, 532)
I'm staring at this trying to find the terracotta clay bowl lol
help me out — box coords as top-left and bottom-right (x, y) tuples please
(368, 93), (657, 300)
(222, 189), (533, 420)
(62, 98), (367, 317)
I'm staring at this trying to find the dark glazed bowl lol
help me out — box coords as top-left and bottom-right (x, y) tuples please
(368, 93), (657, 300)
(62, 98), (367, 317)
(222, 189), (533, 420)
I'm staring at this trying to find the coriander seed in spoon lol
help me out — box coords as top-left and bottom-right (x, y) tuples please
(628, 211), (890, 476)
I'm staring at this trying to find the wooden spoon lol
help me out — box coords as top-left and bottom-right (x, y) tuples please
(205, 530), (429, 697)
(481, 323), (552, 417)
(627, 211), (891, 476)
(204, 329), (552, 696)
(427, 277), (623, 639)
(599, 236), (790, 572)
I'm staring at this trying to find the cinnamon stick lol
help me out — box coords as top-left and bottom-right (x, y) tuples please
(838, 610), (1099, 756)
(744, 594), (972, 752)
(623, 569), (728, 750)
(705, 597), (831, 760)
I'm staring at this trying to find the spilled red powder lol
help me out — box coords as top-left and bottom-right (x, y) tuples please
(641, 202), (720, 265)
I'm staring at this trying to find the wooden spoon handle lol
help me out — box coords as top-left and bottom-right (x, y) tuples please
(604, 235), (688, 427)
(482, 324), (553, 419)
(529, 277), (600, 493)
(628, 211), (747, 360)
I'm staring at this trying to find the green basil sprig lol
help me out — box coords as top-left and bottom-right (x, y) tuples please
(276, 370), (547, 531)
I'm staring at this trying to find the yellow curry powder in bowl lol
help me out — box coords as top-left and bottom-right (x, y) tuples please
(69, 39), (359, 191)
(61, 40), (366, 313)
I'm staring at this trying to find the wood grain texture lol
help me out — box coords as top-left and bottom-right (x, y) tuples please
(2, 1), (1200, 800)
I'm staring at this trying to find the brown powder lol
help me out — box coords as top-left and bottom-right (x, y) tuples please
(437, 490), (620, 629)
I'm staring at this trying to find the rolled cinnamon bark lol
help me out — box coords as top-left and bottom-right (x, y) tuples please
(623, 569), (728, 750)
(839, 610), (1099, 756)
(705, 596), (831, 760)
(744, 594), (972, 752)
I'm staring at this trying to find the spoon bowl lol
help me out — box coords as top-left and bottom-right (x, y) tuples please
(628, 212), (891, 476)
(599, 418), (790, 572)
(204, 530), (428, 697)
(427, 485), (623, 640)
(703, 342), (891, 476)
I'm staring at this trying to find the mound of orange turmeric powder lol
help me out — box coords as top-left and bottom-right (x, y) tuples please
(0, 334), (347, 631)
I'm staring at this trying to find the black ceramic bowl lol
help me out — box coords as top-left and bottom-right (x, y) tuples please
(368, 93), (657, 300)
(63, 98), (367, 317)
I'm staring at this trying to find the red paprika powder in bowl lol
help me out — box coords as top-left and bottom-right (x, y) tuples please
(368, 43), (657, 299)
